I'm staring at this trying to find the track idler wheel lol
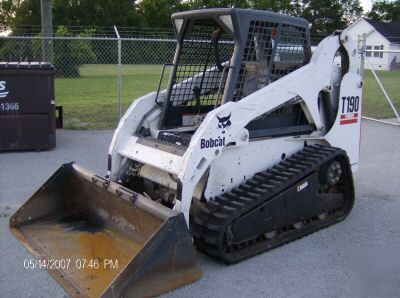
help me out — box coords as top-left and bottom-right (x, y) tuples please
(320, 160), (342, 186)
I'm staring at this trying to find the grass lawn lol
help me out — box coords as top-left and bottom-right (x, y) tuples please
(56, 64), (170, 129)
(363, 70), (400, 119)
(56, 65), (399, 129)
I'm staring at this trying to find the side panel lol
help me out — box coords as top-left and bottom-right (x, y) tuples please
(204, 137), (304, 199)
(0, 115), (55, 151)
(325, 72), (363, 171)
(108, 91), (162, 178)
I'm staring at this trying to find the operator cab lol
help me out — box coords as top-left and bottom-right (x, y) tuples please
(140, 8), (313, 144)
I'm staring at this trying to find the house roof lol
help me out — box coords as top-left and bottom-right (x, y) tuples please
(363, 18), (400, 44)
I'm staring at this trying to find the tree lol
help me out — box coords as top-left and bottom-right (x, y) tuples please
(3, 0), (364, 36)
(0, 0), (20, 27)
(32, 26), (97, 77)
(138, 0), (188, 28)
(9, 0), (41, 33)
(53, 0), (142, 27)
(251, 0), (294, 15)
(187, 0), (363, 35)
(368, 0), (400, 22)
(296, 0), (363, 34)
(7, 0), (142, 30)
(187, 0), (250, 9)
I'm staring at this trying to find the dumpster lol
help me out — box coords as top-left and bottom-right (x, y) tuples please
(0, 62), (56, 151)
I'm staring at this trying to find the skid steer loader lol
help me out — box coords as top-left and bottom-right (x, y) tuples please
(10, 8), (363, 297)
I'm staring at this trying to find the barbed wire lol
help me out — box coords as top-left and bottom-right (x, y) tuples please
(1, 25), (176, 38)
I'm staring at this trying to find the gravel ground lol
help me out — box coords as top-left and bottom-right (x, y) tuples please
(0, 120), (399, 298)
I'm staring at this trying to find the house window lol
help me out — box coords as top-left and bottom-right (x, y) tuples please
(366, 45), (372, 57)
(373, 45), (384, 58)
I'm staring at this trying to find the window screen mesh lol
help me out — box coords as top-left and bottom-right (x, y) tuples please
(169, 22), (234, 108)
(233, 21), (308, 101)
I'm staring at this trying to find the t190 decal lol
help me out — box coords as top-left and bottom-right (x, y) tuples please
(340, 96), (360, 125)
(341, 96), (360, 114)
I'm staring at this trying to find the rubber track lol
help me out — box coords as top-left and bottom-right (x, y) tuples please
(190, 145), (355, 264)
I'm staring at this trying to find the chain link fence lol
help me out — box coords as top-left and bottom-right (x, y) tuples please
(359, 35), (400, 125)
(0, 34), (176, 129)
(1, 31), (397, 129)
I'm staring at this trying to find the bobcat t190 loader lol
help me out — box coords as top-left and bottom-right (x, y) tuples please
(10, 8), (362, 297)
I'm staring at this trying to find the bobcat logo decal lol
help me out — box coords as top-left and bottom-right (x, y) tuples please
(200, 113), (231, 149)
(217, 113), (231, 132)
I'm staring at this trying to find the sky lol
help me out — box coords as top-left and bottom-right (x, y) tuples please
(360, 0), (373, 12)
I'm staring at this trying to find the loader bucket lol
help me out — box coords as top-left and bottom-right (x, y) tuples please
(10, 163), (202, 297)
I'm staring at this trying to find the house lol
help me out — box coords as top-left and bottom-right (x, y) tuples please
(346, 17), (400, 70)
(0, 26), (11, 37)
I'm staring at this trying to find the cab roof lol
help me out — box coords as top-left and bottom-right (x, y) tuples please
(171, 8), (309, 29)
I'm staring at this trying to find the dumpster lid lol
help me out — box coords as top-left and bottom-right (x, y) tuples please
(0, 62), (54, 69)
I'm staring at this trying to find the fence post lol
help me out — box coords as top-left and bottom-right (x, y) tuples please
(40, 0), (53, 63)
(359, 33), (366, 80)
(114, 25), (122, 121)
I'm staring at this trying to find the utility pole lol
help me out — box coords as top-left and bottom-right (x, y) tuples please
(40, 0), (53, 63)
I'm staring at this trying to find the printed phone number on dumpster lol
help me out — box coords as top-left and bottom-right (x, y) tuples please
(23, 258), (119, 270)
(0, 102), (19, 111)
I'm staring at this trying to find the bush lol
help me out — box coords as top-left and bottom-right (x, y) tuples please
(0, 38), (36, 61)
(52, 26), (97, 77)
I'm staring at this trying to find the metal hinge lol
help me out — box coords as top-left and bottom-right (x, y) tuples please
(92, 175), (109, 189)
(116, 187), (138, 204)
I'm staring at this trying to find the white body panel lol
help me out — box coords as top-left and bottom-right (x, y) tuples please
(109, 31), (363, 224)
(204, 137), (305, 199)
